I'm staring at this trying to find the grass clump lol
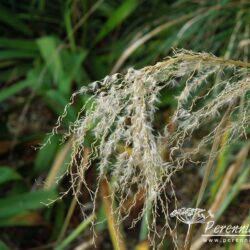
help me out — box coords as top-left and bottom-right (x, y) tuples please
(49, 49), (250, 248)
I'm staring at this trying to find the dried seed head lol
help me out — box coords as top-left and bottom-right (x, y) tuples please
(47, 50), (250, 248)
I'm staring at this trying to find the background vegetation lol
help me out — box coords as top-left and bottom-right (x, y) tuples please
(0, 0), (249, 249)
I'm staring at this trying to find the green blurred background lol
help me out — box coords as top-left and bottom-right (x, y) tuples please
(0, 0), (249, 249)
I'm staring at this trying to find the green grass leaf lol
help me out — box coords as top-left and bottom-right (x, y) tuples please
(0, 64), (31, 83)
(60, 49), (88, 96)
(64, 5), (76, 51)
(0, 189), (58, 219)
(0, 79), (32, 103)
(34, 134), (61, 174)
(37, 36), (64, 89)
(0, 5), (31, 35)
(0, 38), (37, 51)
(44, 90), (76, 124)
(0, 240), (10, 250)
(55, 213), (95, 250)
(0, 50), (37, 60)
(216, 165), (250, 220)
(0, 166), (22, 185)
(95, 0), (139, 42)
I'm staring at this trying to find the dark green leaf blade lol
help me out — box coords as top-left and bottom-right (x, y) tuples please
(0, 189), (58, 219)
(0, 166), (22, 185)
(96, 0), (139, 42)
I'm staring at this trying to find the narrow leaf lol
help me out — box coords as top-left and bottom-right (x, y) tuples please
(0, 80), (32, 103)
(96, 0), (138, 42)
(55, 213), (95, 250)
(37, 36), (64, 91)
(0, 166), (22, 185)
(0, 38), (37, 51)
(0, 5), (31, 35)
(0, 189), (57, 218)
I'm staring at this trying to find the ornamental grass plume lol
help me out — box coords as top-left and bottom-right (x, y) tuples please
(47, 50), (250, 248)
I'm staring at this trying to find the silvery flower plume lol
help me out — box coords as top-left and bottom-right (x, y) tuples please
(47, 50), (250, 248)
